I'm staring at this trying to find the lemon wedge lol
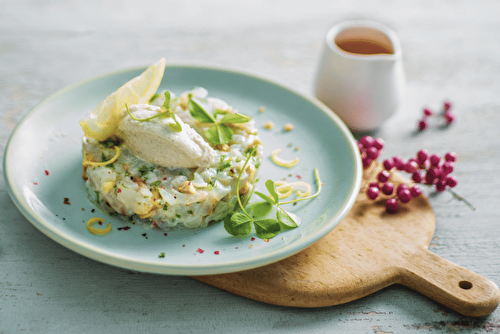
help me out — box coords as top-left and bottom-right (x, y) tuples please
(80, 58), (166, 141)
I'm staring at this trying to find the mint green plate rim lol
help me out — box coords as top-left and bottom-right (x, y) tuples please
(3, 63), (362, 275)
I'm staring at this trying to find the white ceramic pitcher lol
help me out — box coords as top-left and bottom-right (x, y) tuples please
(313, 20), (405, 131)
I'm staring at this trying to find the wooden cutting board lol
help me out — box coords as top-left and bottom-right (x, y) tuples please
(193, 165), (500, 317)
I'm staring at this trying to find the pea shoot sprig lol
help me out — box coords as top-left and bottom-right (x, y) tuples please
(188, 98), (251, 145)
(126, 91), (182, 132)
(224, 147), (322, 239)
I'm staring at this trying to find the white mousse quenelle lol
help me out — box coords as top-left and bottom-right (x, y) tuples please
(119, 104), (217, 168)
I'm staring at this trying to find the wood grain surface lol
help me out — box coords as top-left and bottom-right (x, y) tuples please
(194, 165), (500, 317)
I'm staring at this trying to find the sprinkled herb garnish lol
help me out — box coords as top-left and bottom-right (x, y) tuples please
(150, 180), (161, 188)
(94, 190), (101, 204)
(138, 165), (150, 177)
(216, 159), (232, 173)
(100, 136), (122, 148)
(224, 147), (322, 239)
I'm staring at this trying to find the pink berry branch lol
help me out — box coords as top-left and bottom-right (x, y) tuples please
(358, 136), (475, 212)
(418, 100), (455, 131)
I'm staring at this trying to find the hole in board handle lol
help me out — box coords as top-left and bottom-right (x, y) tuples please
(459, 280), (473, 290)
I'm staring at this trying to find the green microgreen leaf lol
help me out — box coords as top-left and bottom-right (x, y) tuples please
(169, 114), (182, 132)
(246, 201), (273, 219)
(188, 99), (252, 146)
(220, 113), (251, 124)
(253, 218), (281, 239)
(149, 93), (160, 103)
(265, 180), (279, 204)
(162, 91), (172, 112)
(204, 124), (233, 145)
(276, 206), (301, 230)
(212, 109), (229, 117)
(224, 212), (253, 236)
(254, 191), (276, 204)
(188, 98), (216, 123)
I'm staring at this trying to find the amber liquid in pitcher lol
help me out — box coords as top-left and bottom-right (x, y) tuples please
(335, 39), (393, 55)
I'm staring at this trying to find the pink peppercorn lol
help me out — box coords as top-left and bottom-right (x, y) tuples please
(443, 101), (452, 111)
(423, 108), (434, 116)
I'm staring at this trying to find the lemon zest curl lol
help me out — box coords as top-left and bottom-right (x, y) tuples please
(83, 146), (121, 167)
(274, 181), (312, 199)
(270, 148), (299, 168)
(86, 217), (112, 235)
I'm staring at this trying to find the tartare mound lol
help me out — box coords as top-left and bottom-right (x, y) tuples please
(82, 87), (262, 230)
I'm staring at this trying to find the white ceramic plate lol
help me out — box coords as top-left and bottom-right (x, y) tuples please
(3, 64), (361, 275)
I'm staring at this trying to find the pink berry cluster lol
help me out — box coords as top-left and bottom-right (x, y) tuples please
(358, 136), (458, 212)
(418, 101), (455, 131)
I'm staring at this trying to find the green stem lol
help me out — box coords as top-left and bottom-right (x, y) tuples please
(446, 188), (476, 211)
(125, 104), (169, 122)
(235, 148), (256, 217)
(280, 168), (322, 205)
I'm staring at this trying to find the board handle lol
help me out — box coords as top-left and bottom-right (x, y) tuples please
(398, 247), (500, 317)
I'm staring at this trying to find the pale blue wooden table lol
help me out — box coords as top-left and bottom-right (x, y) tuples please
(2, 1), (500, 333)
